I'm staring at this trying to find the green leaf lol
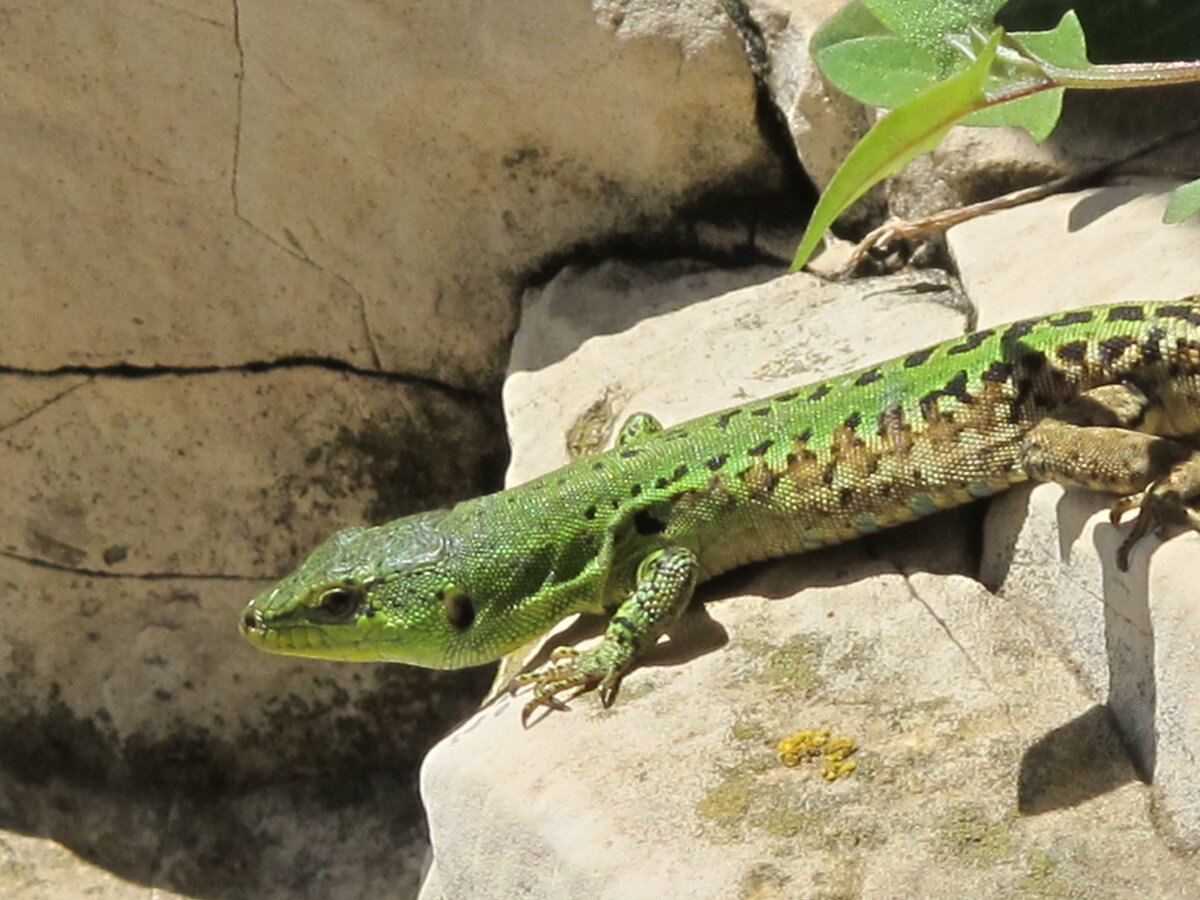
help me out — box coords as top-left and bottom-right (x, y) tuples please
(812, 3), (1082, 133)
(811, 1), (963, 96)
(863, 0), (1004, 45)
(791, 30), (1002, 272)
(953, 12), (1087, 141)
(1164, 178), (1200, 224)
(961, 88), (1063, 140)
(811, 0), (893, 52)
(1009, 10), (1090, 70)
(815, 35), (942, 107)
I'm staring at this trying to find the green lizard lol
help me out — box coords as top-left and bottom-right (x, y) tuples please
(241, 299), (1200, 722)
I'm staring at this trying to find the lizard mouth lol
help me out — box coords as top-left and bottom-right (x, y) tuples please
(238, 605), (372, 659)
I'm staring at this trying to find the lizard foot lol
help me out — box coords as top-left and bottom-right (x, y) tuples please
(507, 546), (700, 725)
(507, 644), (629, 727)
(1110, 484), (1200, 571)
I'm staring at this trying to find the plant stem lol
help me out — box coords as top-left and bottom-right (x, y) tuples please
(1043, 59), (1200, 90)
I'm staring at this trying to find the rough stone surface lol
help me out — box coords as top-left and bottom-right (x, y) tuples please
(957, 186), (1200, 851)
(985, 483), (1200, 854)
(3, 0), (783, 388)
(1144, 536), (1200, 853)
(425, 564), (1194, 899)
(1, 767), (437, 900)
(0, 369), (496, 898)
(231, 0), (784, 389)
(1, 2), (376, 372)
(726, 0), (869, 191)
(886, 86), (1200, 224)
(0, 370), (499, 726)
(982, 484), (1119, 701)
(949, 181), (1200, 328)
(0, 831), (188, 900)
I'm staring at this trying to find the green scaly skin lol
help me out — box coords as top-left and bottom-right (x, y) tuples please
(241, 299), (1200, 722)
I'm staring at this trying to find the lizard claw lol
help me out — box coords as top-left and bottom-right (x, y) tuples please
(506, 546), (697, 724)
(519, 691), (574, 728)
(1110, 452), (1200, 570)
(506, 644), (625, 727)
(1109, 491), (1145, 526)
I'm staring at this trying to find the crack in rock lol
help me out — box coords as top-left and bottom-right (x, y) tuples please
(0, 549), (267, 583)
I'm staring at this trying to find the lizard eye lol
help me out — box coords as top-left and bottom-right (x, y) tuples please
(317, 587), (358, 620)
(443, 588), (475, 630)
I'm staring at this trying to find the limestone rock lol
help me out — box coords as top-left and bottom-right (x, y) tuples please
(1, 368), (499, 772)
(425, 561), (1194, 898)
(232, 0), (784, 388)
(954, 181), (1200, 852)
(723, 0), (871, 191)
(948, 181), (1200, 328)
(0, 831), (189, 900)
(0, 369), (496, 897)
(984, 484), (1200, 853)
(3, 1), (782, 389)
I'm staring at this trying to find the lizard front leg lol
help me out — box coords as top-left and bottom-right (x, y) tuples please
(510, 545), (699, 725)
(1021, 383), (1200, 570)
(489, 410), (669, 702)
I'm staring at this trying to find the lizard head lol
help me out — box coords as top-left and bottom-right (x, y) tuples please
(239, 510), (487, 669)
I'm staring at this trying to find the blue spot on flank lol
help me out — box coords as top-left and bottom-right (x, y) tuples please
(967, 481), (994, 499)
(852, 515), (881, 534)
(908, 493), (936, 516)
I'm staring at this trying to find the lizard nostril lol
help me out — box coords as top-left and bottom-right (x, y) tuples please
(241, 608), (263, 634)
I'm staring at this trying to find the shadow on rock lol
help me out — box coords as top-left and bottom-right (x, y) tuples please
(0, 764), (430, 899)
(1019, 703), (1143, 815)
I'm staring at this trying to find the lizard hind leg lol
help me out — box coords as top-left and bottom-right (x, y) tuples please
(1020, 383), (1200, 571)
(509, 545), (699, 725)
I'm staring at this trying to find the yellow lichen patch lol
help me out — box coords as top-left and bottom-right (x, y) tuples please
(820, 736), (858, 781)
(777, 728), (828, 765)
(776, 728), (858, 781)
